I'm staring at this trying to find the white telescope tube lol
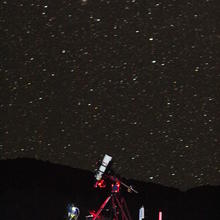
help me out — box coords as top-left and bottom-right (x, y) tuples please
(95, 154), (112, 181)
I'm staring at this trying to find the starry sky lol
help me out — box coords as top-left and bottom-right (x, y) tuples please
(1, 0), (220, 190)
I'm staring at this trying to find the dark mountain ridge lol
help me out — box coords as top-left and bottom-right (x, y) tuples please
(0, 158), (219, 220)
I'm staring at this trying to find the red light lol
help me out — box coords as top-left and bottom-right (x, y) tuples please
(90, 210), (102, 219)
(97, 179), (106, 188)
(159, 211), (162, 220)
(89, 210), (96, 217)
(112, 181), (120, 193)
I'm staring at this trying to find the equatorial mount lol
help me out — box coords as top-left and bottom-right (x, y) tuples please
(91, 154), (138, 220)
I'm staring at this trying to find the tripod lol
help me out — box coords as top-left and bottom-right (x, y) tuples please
(92, 182), (133, 220)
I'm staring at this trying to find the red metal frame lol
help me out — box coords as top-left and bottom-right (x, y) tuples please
(92, 178), (132, 220)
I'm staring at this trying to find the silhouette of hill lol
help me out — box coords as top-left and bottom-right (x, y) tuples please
(0, 158), (219, 220)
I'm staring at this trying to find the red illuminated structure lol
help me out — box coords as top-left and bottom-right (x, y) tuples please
(91, 155), (138, 220)
(97, 179), (106, 188)
(92, 176), (138, 220)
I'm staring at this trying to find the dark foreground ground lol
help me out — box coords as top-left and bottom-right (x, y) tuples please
(0, 158), (219, 220)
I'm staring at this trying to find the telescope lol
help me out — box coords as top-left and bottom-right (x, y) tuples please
(92, 154), (138, 220)
(94, 154), (112, 187)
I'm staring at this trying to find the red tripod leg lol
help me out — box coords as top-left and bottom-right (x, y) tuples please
(112, 195), (118, 220)
(93, 195), (112, 220)
(114, 195), (132, 220)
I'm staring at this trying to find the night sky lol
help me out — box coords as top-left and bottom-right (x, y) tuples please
(1, 0), (220, 190)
